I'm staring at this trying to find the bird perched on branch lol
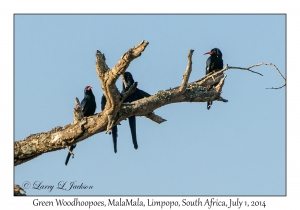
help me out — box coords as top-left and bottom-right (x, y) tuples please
(204, 48), (224, 110)
(101, 72), (151, 153)
(65, 86), (96, 165)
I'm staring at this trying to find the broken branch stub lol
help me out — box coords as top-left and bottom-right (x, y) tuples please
(73, 97), (83, 123)
(15, 40), (284, 167)
(179, 49), (194, 93)
(95, 41), (149, 133)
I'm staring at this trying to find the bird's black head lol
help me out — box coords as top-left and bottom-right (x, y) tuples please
(84, 86), (93, 95)
(122, 72), (135, 89)
(204, 48), (222, 58)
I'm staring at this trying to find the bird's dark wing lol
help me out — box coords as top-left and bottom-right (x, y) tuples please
(206, 57), (223, 111)
(81, 98), (88, 110)
(219, 59), (224, 70)
(206, 56), (212, 75)
(214, 57), (223, 71)
(128, 116), (138, 150)
(81, 93), (96, 117)
(101, 94), (106, 111)
(81, 98), (88, 114)
(112, 126), (118, 153)
(65, 87), (96, 165)
(136, 88), (151, 100)
(65, 144), (76, 166)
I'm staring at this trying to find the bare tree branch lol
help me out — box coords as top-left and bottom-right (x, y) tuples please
(73, 97), (83, 123)
(227, 62), (286, 89)
(227, 65), (264, 76)
(14, 185), (26, 196)
(111, 40), (149, 77)
(95, 41), (149, 133)
(14, 41), (283, 166)
(14, 77), (225, 166)
(179, 49), (194, 93)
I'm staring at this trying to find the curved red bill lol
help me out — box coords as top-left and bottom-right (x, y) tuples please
(204, 51), (212, 55)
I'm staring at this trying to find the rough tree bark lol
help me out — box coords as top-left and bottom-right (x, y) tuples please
(14, 41), (285, 166)
(14, 185), (26, 196)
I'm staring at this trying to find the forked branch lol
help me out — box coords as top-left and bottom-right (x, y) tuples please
(14, 41), (283, 166)
(179, 49), (194, 92)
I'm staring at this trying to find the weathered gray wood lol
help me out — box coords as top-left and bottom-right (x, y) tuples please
(14, 41), (230, 166)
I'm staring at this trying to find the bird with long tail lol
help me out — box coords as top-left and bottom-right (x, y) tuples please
(65, 86), (96, 165)
(101, 72), (150, 153)
(204, 48), (224, 110)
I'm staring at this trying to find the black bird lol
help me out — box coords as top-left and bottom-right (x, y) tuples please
(65, 86), (96, 165)
(204, 48), (223, 110)
(101, 72), (150, 153)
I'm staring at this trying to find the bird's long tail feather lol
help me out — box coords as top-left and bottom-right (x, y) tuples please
(128, 116), (138, 149)
(112, 126), (118, 153)
(65, 144), (76, 166)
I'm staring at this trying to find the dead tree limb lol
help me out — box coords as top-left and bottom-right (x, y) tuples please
(179, 49), (194, 93)
(14, 41), (283, 166)
(227, 62), (286, 89)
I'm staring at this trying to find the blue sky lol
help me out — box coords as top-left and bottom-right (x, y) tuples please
(14, 14), (285, 196)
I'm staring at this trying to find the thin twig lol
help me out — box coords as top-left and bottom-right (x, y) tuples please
(262, 62), (286, 89)
(216, 97), (229, 103)
(266, 84), (286, 90)
(227, 66), (263, 76)
(228, 62), (285, 89)
(73, 97), (83, 123)
(111, 41), (149, 76)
